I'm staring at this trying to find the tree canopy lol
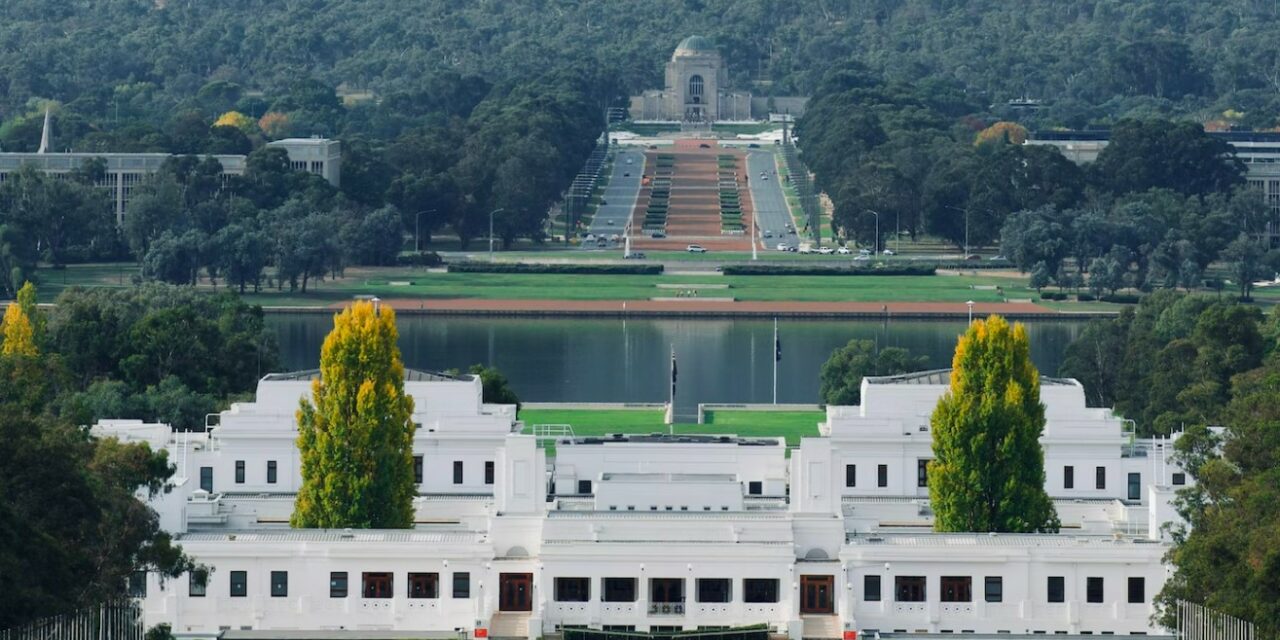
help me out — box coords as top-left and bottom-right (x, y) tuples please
(818, 339), (927, 406)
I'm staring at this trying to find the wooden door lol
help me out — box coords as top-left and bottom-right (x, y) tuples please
(800, 575), (834, 614)
(499, 573), (533, 612)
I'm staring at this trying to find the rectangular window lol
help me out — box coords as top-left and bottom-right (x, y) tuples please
(1048, 576), (1065, 603)
(1087, 577), (1104, 604)
(485, 460), (495, 485)
(1128, 578), (1145, 604)
(918, 460), (930, 488)
(743, 579), (779, 603)
(1172, 473), (1186, 486)
(267, 460), (277, 484)
(409, 572), (439, 599)
(941, 576), (972, 602)
(128, 571), (147, 598)
(650, 578), (685, 603)
(1065, 466), (1074, 489)
(414, 455), (424, 484)
(1096, 466), (1107, 490)
(330, 572), (348, 598)
(748, 481), (763, 495)
(984, 577), (1002, 603)
(453, 461), (464, 484)
(864, 575), (881, 602)
(578, 479), (592, 494)
(230, 571), (247, 597)
(846, 464), (857, 487)
(189, 569), (208, 597)
(895, 576), (926, 602)
(235, 460), (245, 484)
(697, 578), (731, 603)
(271, 571), (288, 597)
(878, 464), (888, 488)
(556, 577), (590, 602)
(452, 572), (470, 598)
(603, 578), (638, 602)
(363, 572), (393, 599)
(1128, 473), (1141, 501)
(199, 466), (213, 492)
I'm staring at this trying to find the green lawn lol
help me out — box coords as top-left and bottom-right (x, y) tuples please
(517, 407), (822, 455)
(36, 263), (1028, 305)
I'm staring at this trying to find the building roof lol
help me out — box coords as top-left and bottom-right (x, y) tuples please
(864, 369), (1076, 386)
(675, 35), (716, 55)
(562, 433), (781, 447)
(845, 532), (1165, 548)
(261, 368), (467, 382)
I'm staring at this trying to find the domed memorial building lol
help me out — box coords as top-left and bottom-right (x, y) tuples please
(629, 36), (806, 122)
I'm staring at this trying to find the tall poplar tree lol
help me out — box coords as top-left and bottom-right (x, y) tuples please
(292, 301), (416, 528)
(1, 295), (37, 356)
(929, 315), (1059, 533)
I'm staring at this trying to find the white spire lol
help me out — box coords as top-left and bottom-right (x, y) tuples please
(37, 106), (51, 154)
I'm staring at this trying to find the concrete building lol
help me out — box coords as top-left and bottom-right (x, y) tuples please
(98, 369), (1187, 639)
(1026, 130), (1280, 240)
(0, 123), (341, 224)
(629, 37), (806, 123)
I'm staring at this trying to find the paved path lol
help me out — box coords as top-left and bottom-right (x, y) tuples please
(583, 149), (645, 245)
(746, 151), (800, 251)
(361, 298), (1066, 319)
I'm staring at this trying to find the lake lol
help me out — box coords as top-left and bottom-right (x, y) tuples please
(268, 315), (1088, 421)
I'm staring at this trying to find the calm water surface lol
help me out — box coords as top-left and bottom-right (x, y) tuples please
(268, 315), (1086, 419)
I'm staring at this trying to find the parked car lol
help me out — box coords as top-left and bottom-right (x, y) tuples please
(623, 172), (630, 177)
(858, 248), (872, 256)
(817, 247), (835, 255)
(835, 246), (852, 255)
(762, 175), (769, 181)
(584, 233), (597, 243)
(748, 143), (760, 148)
(763, 230), (773, 238)
(798, 243), (814, 254)
(624, 252), (647, 260)
(882, 249), (895, 256)
(626, 158), (634, 164)
(651, 230), (666, 238)
(776, 243), (791, 251)
(699, 143), (711, 149)
(965, 254), (983, 261)
(687, 244), (707, 253)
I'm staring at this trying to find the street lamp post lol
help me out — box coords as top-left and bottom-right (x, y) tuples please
(414, 209), (436, 253)
(489, 208), (505, 262)
(945, 205), (971, 259)
(966, 300), (975, 324)
(865, 210), (880, 255)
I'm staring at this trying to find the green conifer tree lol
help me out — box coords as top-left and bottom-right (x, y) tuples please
(929, 315), (1059, 532)
(292, 301), (416, 528)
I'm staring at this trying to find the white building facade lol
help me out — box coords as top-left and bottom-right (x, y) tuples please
(99, 369), (1186, 639)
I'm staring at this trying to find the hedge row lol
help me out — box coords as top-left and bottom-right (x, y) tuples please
(1040, 292), (1142, 304)
(935, 260), (1014, 270)
(448, 262), (664, 275)
(721, 265), (937, 276)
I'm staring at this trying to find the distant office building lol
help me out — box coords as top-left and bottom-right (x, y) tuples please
(0, 115), (341, 225)
(629, 36), (807, 123)
(1027, 129), (1280, 240)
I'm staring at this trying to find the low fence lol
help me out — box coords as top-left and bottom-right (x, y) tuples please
(698, 403), (823, 424)
(1177, 600), (1256, 640)
(0, 603), (144, 640)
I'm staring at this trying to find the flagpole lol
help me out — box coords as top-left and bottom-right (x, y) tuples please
(772, 317), (778, 405)
(669, 344), (675, 433)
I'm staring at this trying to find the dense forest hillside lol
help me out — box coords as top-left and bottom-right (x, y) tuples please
(2, 0), (1280, 128)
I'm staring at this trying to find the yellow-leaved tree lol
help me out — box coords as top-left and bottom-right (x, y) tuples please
(2, 282), (40, 357)
(929, 315), (1058, 532)
(292, 301), (417, 528)
(213, 110), (256, 134)
(975, 121), (1029, 146)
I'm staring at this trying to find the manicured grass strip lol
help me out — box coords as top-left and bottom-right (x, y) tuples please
(701, 410), (825, 446)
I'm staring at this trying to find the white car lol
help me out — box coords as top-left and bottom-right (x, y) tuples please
(835, 246), (852, 255)
(882, 249), (895, 256)
(817, 247), (834, 255)
(776, 243), (791, 251)
(626, 158), (634, 164)
(686, 244), (707, 253)
(853, 254), (871, 263)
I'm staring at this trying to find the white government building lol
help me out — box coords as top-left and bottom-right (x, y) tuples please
(96, 368), (1188, 640)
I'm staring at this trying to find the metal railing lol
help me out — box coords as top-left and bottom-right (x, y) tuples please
(531, 423), (575, 448)
(1178, 600), (1256, 640)
(0, 603), (144, 640)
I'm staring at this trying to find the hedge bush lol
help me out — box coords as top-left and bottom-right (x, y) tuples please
(721, 265), (936, 276)
(1039, 291), (1067, 301)
(1100, 293), (1141, 304)
(395, 251), (445, 267)
(448, 262), (664, 275)
(1076, 293), (1096, 301)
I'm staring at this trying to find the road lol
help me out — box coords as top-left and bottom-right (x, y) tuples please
(582, 149), (645, 248)
(746, 151), (800, 251)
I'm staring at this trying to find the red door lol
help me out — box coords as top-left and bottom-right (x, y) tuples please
(499, 573), (533, 612)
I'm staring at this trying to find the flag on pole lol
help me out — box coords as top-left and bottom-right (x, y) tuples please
(671, 348), (678, 398)
(774, 327), (782, 362)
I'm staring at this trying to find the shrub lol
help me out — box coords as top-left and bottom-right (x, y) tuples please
(395, 251), (444, 267)
(1099, 293), (1141, 304)
(1076, 293), (1096, 301)
(447, 262), (663, 275)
